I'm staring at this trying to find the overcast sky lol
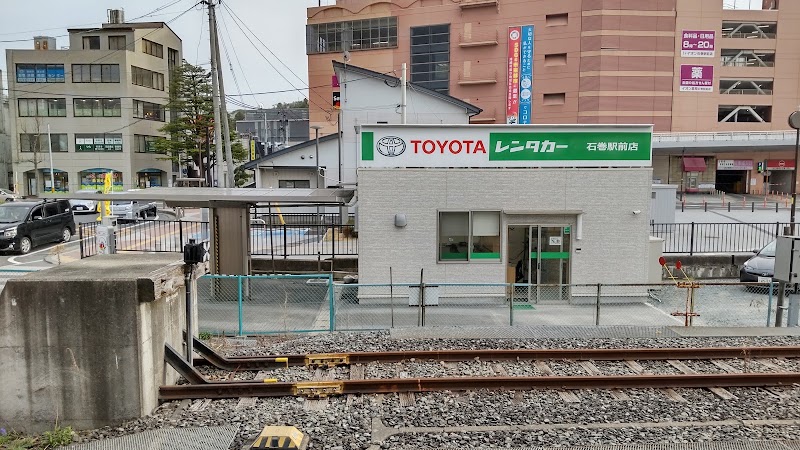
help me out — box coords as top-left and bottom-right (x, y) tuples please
(0, 0), (329, 108)
(0, 0), (765, 109)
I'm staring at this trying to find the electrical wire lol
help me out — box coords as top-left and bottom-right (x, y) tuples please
(217, 10), (259, 107)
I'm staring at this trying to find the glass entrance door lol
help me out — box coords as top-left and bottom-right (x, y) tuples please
(528, 225), (570, 286)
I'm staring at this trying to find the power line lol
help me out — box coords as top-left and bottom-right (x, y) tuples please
(217, 9), (259, 107)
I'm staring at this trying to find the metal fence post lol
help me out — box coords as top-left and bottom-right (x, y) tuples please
(689, 222), (695, 256)
(237, 275), (243, 336)
(79, 224), (84, 259)
(776, 222), (781, 238)
(328, 273), (335, 332)
(595, 283), (601, 326)
(179, 221), (184, 250)
(509, 283), (514, 326)
(283, 224), (287, 259)
(767, 280), (774, 327)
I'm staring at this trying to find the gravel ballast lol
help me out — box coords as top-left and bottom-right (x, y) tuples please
(73, 331), (800, 449)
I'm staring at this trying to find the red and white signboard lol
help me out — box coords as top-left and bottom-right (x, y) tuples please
(768, 159), (796, 170)
(506, 27), (521, 124)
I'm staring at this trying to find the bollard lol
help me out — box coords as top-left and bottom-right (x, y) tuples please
(681, 200), (685, 212)
(704, 201), (707, 212)
(728, 202), (731, 212)
(777, 202), (779, 213)
(752, 201), (755, 212)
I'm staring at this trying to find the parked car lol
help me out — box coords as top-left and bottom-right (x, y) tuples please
(69, 189), (101, 214)
(0, 199), (75, 254)
(740, 239), (776, 282)
(0, 188), (19, 203)
(110, 192), (158, 220)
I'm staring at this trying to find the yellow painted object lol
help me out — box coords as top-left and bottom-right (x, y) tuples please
(262, 378), (278, 383)
(250, 426), (306, 449)
(304, 353), (349, 368)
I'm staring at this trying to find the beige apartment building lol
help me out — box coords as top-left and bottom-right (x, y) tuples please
(307, 0), (800, 195)
(5, 10), (181, 195)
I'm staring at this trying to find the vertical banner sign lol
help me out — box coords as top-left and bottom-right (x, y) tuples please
(681, 30), (715, 57)
(250, 140), (256, 161)
(506, 27), (521, 124)
(518, 25), (534, 124)
(679, 65), (714, 92)
(332, 91), (341, 110)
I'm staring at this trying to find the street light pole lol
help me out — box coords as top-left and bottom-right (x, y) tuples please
(46, 123), (55, 193)
(789, 110), (800, 235)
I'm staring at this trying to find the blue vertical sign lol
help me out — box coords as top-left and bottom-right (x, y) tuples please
(518, 25), (534, 124)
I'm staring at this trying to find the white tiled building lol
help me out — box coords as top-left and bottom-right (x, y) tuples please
(5, 11), (181, 195)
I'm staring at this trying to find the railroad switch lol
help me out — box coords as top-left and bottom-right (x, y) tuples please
(305, 353), (350, 368)
(248, 425), (308, 449)
(293, 381), (344, 398)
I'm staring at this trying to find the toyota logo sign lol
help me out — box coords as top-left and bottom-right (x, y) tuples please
(376, 136), (406, 157)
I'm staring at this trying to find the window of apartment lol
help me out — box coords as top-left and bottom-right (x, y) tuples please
(73, 98), (122, 117)
(168, 48), (179, 71)
(306, 17), (398, 54)
(720, 79), (774, 95)
(75, 133), (123, 152)
(410, 24), (451, 94)
(82, 36), (101, 50)
(134, 135), (161, 153)
(278, 180), (311, 188)
(72, 64), (121, 83)
(108, 35), (127, 50)
(15, 64), (65, 83)
(718, 105), (772, 123)
(142, 39), (164, 58)
(18, 98), (66, 117)
(720, 50), (775, 67)
(131, 66), (165, 90)
(438, 211), (501, 262)
(133, 100), (165, 121)
(19, 133), (68, 152)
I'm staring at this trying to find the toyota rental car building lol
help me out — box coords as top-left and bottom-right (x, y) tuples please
(356, 123), (654, 287)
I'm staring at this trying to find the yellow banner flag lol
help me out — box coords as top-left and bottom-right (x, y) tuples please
(97, 172), (112, 219)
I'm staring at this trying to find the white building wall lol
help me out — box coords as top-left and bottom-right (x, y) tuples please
(358, 168), (652, 285)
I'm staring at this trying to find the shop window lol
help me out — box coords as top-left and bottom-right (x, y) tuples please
(471, 211), (500, 259)
(439, 211), (469, 261)
(80, 171), (123, 191)
(278, 180), (311, 188)
(15, 64), (65, 83)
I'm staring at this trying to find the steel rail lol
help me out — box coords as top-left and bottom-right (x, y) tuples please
(189, 339), (800, 370)
(159, 372), (800, 401)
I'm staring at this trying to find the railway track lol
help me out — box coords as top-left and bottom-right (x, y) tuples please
(159, 340), (800, 401)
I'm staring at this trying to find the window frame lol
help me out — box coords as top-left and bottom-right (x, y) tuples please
(133, 100), (166, 121)
(17, 98), (66, 117)
(82, 36), (101, 50)
(142, 39), (164, 58)
(71, 64), (120, 83)
(73, 98), (122, 117)
(278, 180), (312, 189)
(131, 66), (165, 90)
(306, 16), (398, 54)
(15, 64), (65, 83)
(108, 35), (127, 50)
(410, 24), (451, 94)
(437, 210), (502, 263)
(19, 133), (68, 152)
(134, 134), (162, 153)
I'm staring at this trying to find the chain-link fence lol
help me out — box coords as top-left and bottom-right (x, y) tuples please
(197, 278), (788, 335)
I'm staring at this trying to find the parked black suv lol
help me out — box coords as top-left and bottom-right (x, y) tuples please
(0, 199), (75, 254)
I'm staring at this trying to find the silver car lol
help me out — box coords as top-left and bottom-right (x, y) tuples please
(69, 189), (100, 214)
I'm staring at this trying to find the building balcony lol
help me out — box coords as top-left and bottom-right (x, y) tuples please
(458, 0), (499, 9)
(457, 69), (498, 86)
(458, 30), (499, 48)
(470, 108), (497, 123)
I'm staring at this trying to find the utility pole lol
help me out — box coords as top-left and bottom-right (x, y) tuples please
(400, 62), (408, 124)
(209, 3), (235, 188)
(206, 0), (224, 187)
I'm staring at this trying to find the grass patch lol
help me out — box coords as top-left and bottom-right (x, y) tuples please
(0, 426), (73, 449)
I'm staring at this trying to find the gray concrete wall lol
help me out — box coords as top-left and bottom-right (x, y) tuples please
(0, 254), (188, 433)
(357, 168), (652, 285)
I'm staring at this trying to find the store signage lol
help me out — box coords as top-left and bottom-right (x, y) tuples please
(768, 159), (796, 170)
(506, 26), (534, 124)
(332, 91), (341, 110)
(679, 65), (714, 92)
(717, 159), (753, 170)
(360, 125), (653, 168)
(681, 30), (715, 57)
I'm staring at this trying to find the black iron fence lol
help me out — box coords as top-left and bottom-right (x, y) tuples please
(651, 222), (790, 255)
(79, 219), (357, 258)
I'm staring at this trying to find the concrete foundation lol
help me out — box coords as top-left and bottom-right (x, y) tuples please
(0, 254), (193, 433)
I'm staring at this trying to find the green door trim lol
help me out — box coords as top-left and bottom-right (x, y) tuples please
(530, 251), (570, 260)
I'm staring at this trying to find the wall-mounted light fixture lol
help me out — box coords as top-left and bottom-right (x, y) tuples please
(394, 214), (407, 228)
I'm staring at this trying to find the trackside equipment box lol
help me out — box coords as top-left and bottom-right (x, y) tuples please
(775, 235), (800, 283)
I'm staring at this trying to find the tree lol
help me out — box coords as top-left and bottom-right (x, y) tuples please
(17, 116), (45, 195)
(155, 62), (214, 179)
(233, 109), (245, 121)
(273, 98), (308, 109)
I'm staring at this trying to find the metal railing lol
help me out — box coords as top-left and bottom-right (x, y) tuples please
(651, 222), (788, 254)
(721, 88), (773, 95)
(79, 219), (357, 258)
(196, 277), (787, 335)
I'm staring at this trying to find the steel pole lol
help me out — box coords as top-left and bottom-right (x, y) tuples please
(207, 1), (224, 187)
(47, 124), (55, 192)
(791, 122), (800, 235)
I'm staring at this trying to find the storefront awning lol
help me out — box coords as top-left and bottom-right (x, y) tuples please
(137, 168), (164, 174)
(39, 168), (65, 174)
(81, 168), (119, 173)
(682, 157), (707, 172)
